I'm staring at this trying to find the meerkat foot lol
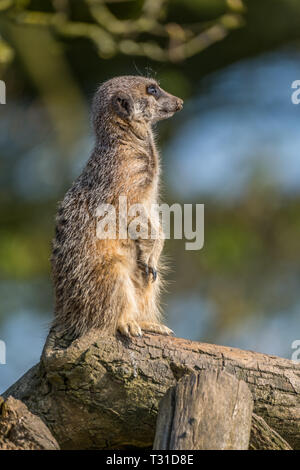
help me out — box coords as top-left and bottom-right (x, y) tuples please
(117, 319), (143, 337)
(139, 322), (174, 336)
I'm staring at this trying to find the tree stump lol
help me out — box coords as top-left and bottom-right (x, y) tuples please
(153, 370), (253, 450)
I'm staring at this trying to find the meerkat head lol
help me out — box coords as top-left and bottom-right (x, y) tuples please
(92, 75), (183, 138)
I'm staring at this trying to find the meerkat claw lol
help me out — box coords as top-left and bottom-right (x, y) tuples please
(140, 262), (157, 282)
(139, 262), (149, 278)
(160, 325), (174, 336)
(149, 267), (157, 282)
(144, 264), (149, 278)
(140, 322), (174, 336)
(117, 320), (143, 337)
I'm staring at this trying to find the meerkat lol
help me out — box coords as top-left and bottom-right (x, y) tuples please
(51, 75), (183, 339)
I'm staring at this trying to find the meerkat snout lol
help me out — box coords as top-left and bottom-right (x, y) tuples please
(176, 98), (184, 111)
(146, 82), (183, 121)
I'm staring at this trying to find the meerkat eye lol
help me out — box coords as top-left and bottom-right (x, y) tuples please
(147, 84), (160, 98)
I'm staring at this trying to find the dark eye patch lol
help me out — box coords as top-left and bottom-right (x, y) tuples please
(147, 84), (162, 99)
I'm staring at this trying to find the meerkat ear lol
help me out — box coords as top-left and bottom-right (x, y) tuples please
(111, 92), (134, 120)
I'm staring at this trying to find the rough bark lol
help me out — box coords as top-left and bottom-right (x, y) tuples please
(153, 371), (253, 450)
(249, 413), (292, 450)
(3, 328), (300, 450)
(0, 396), (59, 450)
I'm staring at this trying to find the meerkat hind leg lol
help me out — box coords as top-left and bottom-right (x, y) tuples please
(136, 281), (174, 336)
(116, 269), (143, 337)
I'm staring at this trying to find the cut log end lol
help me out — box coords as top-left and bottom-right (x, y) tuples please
(153, 371), (253, 450)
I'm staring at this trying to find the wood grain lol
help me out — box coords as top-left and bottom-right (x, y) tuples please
(153, 371), (253, 450)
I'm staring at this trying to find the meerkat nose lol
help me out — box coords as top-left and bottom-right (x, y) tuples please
(175, 98), (184, 111)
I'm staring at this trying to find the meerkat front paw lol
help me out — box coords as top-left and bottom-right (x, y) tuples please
(139, 322), (174, 336)
(139, 262), (157, 282)
(117, 319), (143, 337)
(148, 266), (157, 282)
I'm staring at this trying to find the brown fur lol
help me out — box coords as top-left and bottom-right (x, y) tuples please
(51, 75), (183, 338)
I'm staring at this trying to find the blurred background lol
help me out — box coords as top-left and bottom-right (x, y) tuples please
(1, 0), (300, 392)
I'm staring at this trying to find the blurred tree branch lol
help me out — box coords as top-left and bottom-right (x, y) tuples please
(0, 0), (245, 63)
